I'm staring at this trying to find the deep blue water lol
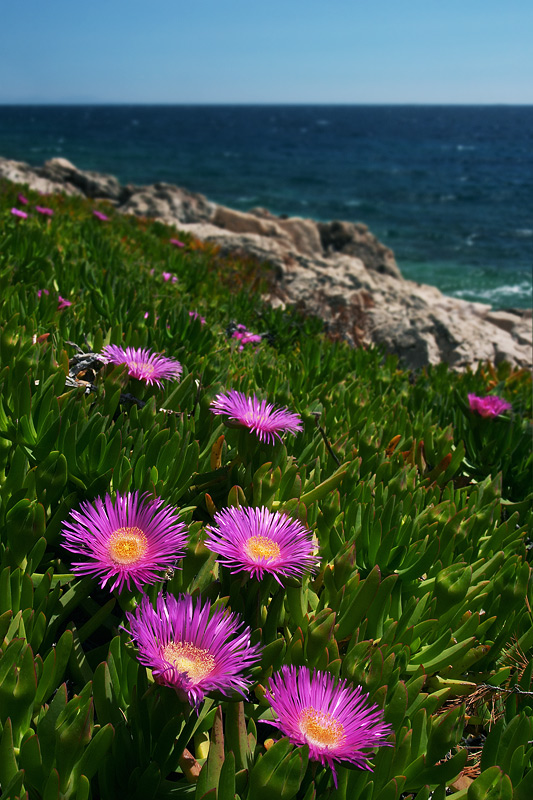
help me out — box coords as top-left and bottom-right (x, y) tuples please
(1, 104), (532, 309)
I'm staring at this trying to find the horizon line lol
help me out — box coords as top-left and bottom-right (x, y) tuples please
(1, 101), (532, 108)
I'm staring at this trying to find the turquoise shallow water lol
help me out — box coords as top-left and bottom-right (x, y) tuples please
(1, 104), (532, 309)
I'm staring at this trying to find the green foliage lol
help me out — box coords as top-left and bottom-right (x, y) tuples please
(0, 180), (532, 799)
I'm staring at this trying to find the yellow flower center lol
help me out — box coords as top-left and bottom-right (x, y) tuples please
(108, 527), (148, 565)
(298, 707), (346, 750)
(129, 360), (154, 375)
(162, 641), (216, 684)
(244, 410), (267, 425)
(245, 535), (281, 561)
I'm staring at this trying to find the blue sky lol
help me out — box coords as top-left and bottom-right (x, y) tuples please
(2, 0), (531, 103)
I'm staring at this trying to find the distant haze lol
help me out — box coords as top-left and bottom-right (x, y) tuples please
(1, 0), (532, 104)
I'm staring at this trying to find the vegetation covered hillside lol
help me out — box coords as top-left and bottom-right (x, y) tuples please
(0, 182), (532, 800)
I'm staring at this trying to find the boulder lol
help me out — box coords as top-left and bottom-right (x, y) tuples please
(317, 220), (402, 279)
(211, 206), (323, 259)
(0, 157), (84, 196)
(121, 183), (214, 224)
(248, 208), (323, 258)
(40, 158), (124, 201)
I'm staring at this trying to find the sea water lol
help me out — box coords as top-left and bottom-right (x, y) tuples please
(1, 104), (531, 309)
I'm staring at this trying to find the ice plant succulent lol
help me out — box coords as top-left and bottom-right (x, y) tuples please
(468, 393), (512, 418)
(35, 205), (54, 216)
(125, 592), (261, 707)
(204, 506), (319, 585)
(101, 344), (182, 386)
(210, 390), (302, 444)
(266, 666), (391, 786)
(170, 237), (185, 247)
(93, 209), (109, 221)
(61, 491), (188, 593)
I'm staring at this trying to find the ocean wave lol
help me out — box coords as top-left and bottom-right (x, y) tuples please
(453, 281), (532, 303)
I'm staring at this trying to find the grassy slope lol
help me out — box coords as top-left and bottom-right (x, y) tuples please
(0, 181), (532, 800)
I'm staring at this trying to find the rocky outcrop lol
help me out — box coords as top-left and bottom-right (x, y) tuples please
(1, 155), (531, 371)
(266, 254), (532, 371)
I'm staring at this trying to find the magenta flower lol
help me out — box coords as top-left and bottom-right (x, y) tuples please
(231, 324), (262, 351)
(189, 310), (206, 325)
(61, 491), (188, 593)
(125, 593), (261, 707)
(468, 393), (512, 418)
(242, 333), (262, 345)
(162, 271), (178, 283)
(18, 194), (28, 205)
(266, 666), (391, 785)
(38, 289), (72, 311)
(204, 506), (319, 585)
(210, 390), (302, 444)
(101, 344), (182, 387)
(170, 238), (185, 247)
(93, 209), (109, 221)
(11, 207), (28, 219)
(36, 205), (54, 216)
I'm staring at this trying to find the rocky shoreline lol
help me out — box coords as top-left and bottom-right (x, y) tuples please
(1, 155), (531, 371)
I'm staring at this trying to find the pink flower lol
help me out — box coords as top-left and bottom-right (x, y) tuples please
(266, 666), (391, 786)
(170, 238), (185, 247)
(234, 332), (262, 351)
(93, 210), (109, 221)
(35, 206), (54, 216)
(61, 491), (188, 593)
(101, 344), (182, 387)
(57, 295), (72, 310)
(18, 194), (28, 205)
(11, 208), (28, 219)
(37, 289), (71, 311)
(189, 311), (206, 325)
(162, 272), (178, 283)
(125, 593), (261, 707)
(230, 323), (262, 351)
(210, 390), (302, 444)
(468, 394), (512, 418)
(204, 506), (319, 585)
